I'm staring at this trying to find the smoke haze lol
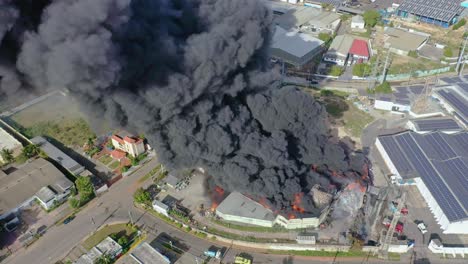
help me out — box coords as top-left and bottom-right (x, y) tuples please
(0, 0), (368, 213)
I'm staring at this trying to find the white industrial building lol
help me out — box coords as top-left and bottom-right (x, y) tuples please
(407, 117), (463, 134)
(374, 96), (411, 112)
(429, 239), (468, 258)
(216, 192), (328, 229)
(275, 6), (341, 35)
(376, 131), (468, 234)
(432, 85), (468, 128)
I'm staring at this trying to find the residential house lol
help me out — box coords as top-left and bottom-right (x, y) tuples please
(323, 34), (354, 66)
(0, 158), (73, 219)
(351, 15), (365, 30)
(348, 39), (370, 63)
(75, 236), (122, 264)
(111, 134), (145, 158)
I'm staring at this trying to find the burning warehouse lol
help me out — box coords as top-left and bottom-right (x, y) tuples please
(215, 192), (330, 229)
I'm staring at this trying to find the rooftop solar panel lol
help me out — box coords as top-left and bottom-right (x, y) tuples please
(378, 136), (414, 176)
(378, 131), (468, 222)
(437, 89), (468, 120)
(408, 85), (424, 94)
(395, 99), (411, 105)
(413, 118), (461, 131)
(440, 77), (458, 84)
(394, 93), (409, 99)
(457, 82), (468, 93)
(398, 0), (464, 23)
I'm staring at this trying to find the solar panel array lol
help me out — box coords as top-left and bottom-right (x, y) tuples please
(437, 89), (468, 121)
(398, 0), (464, 23)
(413, 118), (462, 131)
(378, 131), (468, 222)
(440, 77), (464, 84)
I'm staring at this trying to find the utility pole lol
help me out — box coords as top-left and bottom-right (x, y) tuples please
(368, 54), (381, 91)
(128, 211), (134, 225)
(456, 37), (468, 75)
(380, 50), (391, 84)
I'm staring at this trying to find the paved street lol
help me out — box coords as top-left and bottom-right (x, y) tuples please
(4, 155), (468, 264)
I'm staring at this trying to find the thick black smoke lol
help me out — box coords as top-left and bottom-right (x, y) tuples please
(1, 0), (367, 213)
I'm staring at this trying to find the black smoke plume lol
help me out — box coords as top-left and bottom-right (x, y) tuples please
(0, 0), (368, 214)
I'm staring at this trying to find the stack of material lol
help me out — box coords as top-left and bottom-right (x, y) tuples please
(310, 184), (333, 208)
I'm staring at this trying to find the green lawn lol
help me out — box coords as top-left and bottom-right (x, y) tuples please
(108, 160), (120, 170)
(82, 223), (136, 250)
(138, 165), (162, 183)
(342, 102), (374, 138)
(99, 155), (113, 165)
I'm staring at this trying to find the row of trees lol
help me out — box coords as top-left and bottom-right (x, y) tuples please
(69, 176), (95, 208)
(1, 144), (46, 165)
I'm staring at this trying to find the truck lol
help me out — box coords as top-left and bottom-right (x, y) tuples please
(203, 249), (221, 259)
(235, 256), (252, 264)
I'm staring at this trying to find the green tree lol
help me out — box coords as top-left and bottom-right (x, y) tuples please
(352, 63), (371, 77)
(75, 176), (95, 202)
(318, 33), (332, 43)
(22, 144), (40, 158)
(94, 254), (113, 264)
(117, 236), (128, 247)
(363, 10), (381, 28)
(1, 148), (14, 163)
(375, 81), (392, 94)
(329, 66), (344, 76)
(133, 188), (151, 205)
(407, 50), (418, 58)
(444, 47), (453, 57)
(69, 197), (80, 208)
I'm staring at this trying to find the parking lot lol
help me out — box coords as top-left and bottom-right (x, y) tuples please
(402, 186), (468, 258)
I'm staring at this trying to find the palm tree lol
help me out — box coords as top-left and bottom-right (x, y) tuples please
(94, 254), (113, 264)
(1, 148), (14, 163)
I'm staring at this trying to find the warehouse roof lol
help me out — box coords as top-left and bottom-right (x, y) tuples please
(0, 127), (22, 152)
(130, 242), (170, 264)
(378, 131), (468, 222)
(435, 87), (468, 125)
(275, 6), (340, 30)
(216, 192), (276, 221)
(385, 28), (428, 52)
(397, 0), (464, 23)
(272, 26), (323, 58)
(327, 34), (354, 57)
(410, 117), (462, 132)
(0, 158), (72, 214)
(31, 136), (85, 175)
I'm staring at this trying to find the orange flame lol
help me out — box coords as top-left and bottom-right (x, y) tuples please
(346, 182), (366, 193)
(288, 213), (296, 219)
(211, 202), (219, 211)
(258, 197), (271, 210)
(292, 193), (305, 213)
(214, 186), (225, 195)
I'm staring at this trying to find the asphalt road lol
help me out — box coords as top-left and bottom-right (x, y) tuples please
(5, 157), (468, 264)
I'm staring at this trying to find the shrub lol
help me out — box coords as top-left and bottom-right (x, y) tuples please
(375, 81), (392, 94)
(363, 10), (381, 27)
(453, 18), (466, 30)
(69, 197), (80, 208)
(329, 66), (344, 76)
(133, 188), (151, 205)
(407, 50), (418, 58)
(117, 236), (128, 246)
(352, 63), (371, 77)
(443, 47), (453, 57)
(318, 33), (332, 43)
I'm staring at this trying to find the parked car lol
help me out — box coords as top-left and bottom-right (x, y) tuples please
(63, 215), (75, 225)
(417, 222), (427, 234)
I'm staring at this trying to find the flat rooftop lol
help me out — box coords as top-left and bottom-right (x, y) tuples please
(0, 158), (72, 214)
(0, 126), (22, 152)
(31, 136), (85, 175)
(130, 242), (170, 264)
(271, 26), (324, 58)
(216, 192), (276, 221)
(435, 86), (468, 126)
(378, 131), (468, 222)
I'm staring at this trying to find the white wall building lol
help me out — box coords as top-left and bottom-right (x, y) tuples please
(376, 131), (468, 234)
(374, 97), (411, 112)
(429, 239), (468, 258)
(216, 192), (328, 229)
(111, 134), (145, 158)
(153, 200), (170, 217)
(351, 15), (365, 30)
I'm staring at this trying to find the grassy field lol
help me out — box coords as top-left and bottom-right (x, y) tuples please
(388, 55), (445, 75)
(16, 118), (95, 147)
(109, 160), (120, 170)
(82, 223), (135, 250)
(342, 102), (374, 138)
(99, 155), (113, 165)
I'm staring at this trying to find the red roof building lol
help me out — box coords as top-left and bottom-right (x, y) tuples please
(111, 135), (125, 145)
(110, 149), (126, 160)
(349, 39), (370, 59)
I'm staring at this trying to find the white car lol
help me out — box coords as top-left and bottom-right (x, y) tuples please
(417, 223), (427, 234)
